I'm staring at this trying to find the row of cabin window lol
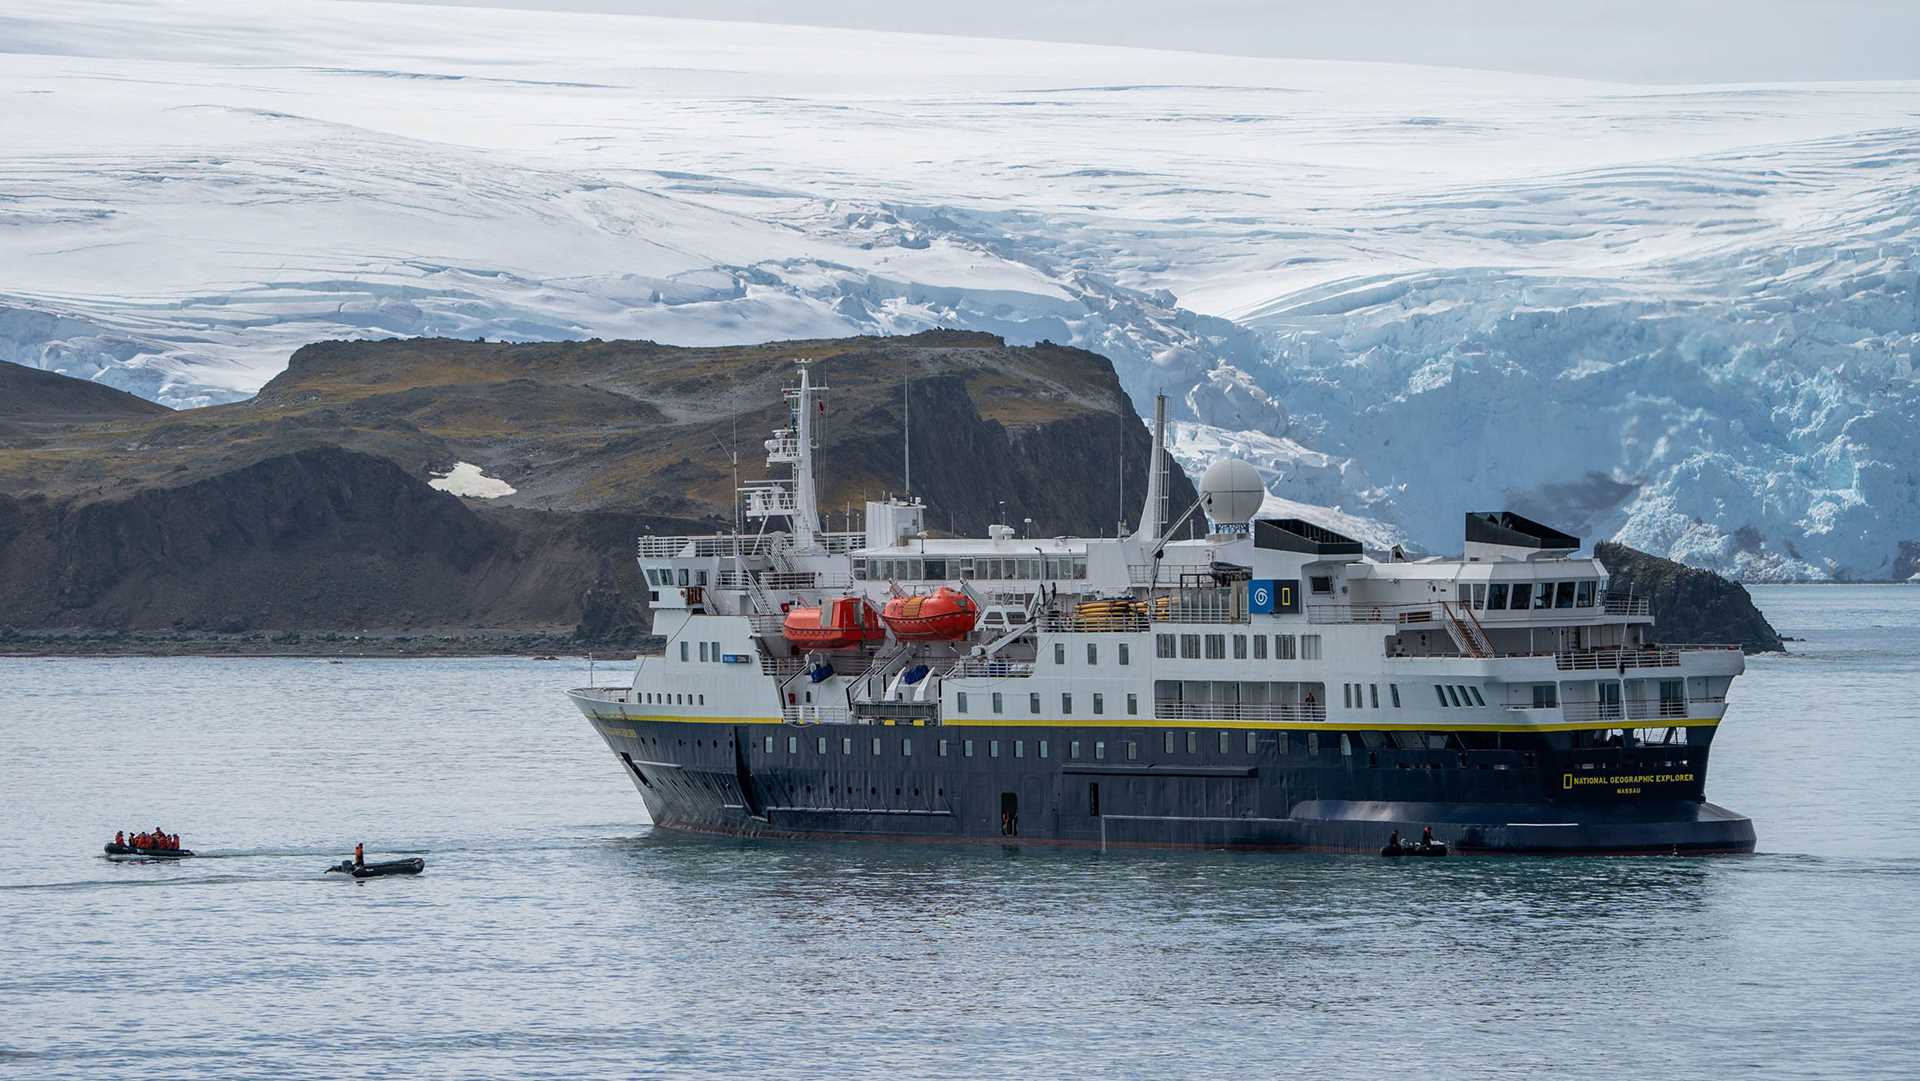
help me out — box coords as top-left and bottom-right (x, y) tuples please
(680, 640), (727, 663)
(642, 691), (705, 705)
(1162, 730), (1264, 755)
(1155, 633), (1322, 661)
(764, 733), (1264, 761)
(1341, 682), (1404, 709)
(855, 556), (1088, 582)
(1433, 684), (1488, 708)
(1054, 642), (1131, 666)
(954, 691), (1139, 716)
(1462, 580), (1598, 611)
(646, 568), (707, 587)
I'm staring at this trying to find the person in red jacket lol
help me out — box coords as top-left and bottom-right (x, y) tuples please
(354, 842), (365, 868)
(114, 831), (125, 847)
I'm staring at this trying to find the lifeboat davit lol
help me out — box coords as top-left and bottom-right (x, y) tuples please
(882, 586), (979, 641)
(782, 596), (886, 651)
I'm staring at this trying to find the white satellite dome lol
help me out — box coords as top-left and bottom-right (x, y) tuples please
(1199, 457), (1264, 530)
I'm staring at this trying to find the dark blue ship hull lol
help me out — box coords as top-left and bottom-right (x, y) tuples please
(588, 718), (1754, 855)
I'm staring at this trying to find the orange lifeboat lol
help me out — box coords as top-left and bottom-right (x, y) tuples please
(781, 596), (886, 651)
(881, 586), (979, 641)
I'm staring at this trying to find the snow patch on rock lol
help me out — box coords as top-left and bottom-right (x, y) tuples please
(429, 462), (516, 499)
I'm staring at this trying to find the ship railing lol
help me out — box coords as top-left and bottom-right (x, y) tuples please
(783, 705), (857, 725)
(746, 614), (785, 636)
(570, 686), (635, 704)
(1599, 591), (1651, 616)
(1669, 643), (1743, 653)
(1554, 648), (1681, 671)
(1308, 602), (1438, 625)
(945, 659), (1036, 679)
(1127, 563), (1216, 586)
(1152, 702), (1328, 724)
(1550, 696), (1727, 723)
(1040, 612), (1151, 634)
(761, 654), (806, 678)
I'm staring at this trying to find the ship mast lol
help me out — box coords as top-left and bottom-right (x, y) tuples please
(741, 360), (826, 552)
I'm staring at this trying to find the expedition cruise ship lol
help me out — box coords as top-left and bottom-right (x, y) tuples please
(569, 363), (1754, 854)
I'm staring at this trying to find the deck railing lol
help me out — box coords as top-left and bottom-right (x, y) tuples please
(1551, 696), (1727, 722)
(945, 660), (1035, 679)
(1309, 602), (1437, 625)
(1152, 702), (1327, 724)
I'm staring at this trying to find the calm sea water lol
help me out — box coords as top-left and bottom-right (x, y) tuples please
(2, 585), (1917, 1079)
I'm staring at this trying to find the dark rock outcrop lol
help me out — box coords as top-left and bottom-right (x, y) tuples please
(1595, 541), (1785, 653)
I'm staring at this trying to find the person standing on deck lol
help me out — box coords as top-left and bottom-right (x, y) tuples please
(354, 842), (364, 869)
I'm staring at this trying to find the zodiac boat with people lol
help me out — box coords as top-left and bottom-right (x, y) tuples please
(568, 361), (1754, 855)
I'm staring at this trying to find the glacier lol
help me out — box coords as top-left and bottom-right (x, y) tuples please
(2, 0), (1917, 579)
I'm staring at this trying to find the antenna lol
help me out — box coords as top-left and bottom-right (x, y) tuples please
(903, 355), (911, 498)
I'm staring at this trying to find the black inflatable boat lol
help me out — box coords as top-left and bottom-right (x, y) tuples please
(104, 843), (195, 860)
(1381, 841), (1449, 858)
(326, 857), (426, 879)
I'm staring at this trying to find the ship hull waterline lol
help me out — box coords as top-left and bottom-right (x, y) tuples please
(574, 704), (1755, 856)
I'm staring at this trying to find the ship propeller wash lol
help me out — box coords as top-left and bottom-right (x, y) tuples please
(569, 361), (1754, 854)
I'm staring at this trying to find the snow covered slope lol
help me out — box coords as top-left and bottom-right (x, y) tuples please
(3, 0), (1918, 577)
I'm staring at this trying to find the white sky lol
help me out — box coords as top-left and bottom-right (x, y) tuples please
(396, 0), (1920, 84)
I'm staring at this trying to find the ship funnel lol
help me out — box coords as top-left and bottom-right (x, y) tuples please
(1129, 394), (1167, 545)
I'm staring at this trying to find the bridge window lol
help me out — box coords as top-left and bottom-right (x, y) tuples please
(1508, 585), (1529, 610)
(1576, 580), (1597, 607)
(1534, 582), (1555, 609)
(1487, 583), (1509, 609)
(1471, 583), (1487, 609)
(1555, 581), (1577, 609)
(1156, 634), (1176, 658)
(1310, 576), (1333, 594)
